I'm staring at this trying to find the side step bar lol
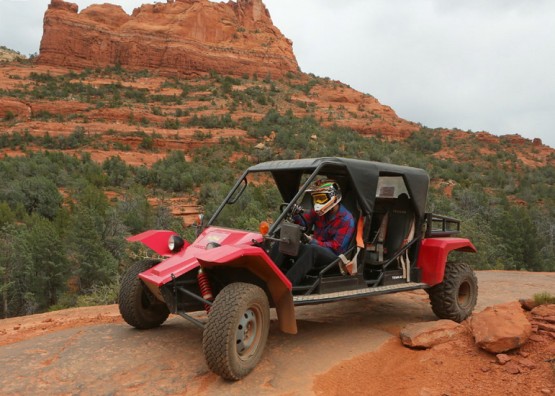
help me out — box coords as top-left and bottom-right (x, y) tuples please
(293, 282), (428, 305)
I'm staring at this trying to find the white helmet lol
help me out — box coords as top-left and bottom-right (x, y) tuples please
(307, 179), (342, 216)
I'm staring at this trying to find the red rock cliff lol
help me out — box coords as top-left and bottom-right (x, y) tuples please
(37, 0), (299, 78)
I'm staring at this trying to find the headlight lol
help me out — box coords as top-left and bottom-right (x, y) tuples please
(168, 235), (185, 252)
(205, 242), (221, 250)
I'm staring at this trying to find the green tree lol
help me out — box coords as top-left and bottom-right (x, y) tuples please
(493, 205), (542, 271)
(26, 215), (69, 308)
(0, 224), (33, 317)
(14, 176), (62, 219)
(102, 155), (129, 187)
(68, 206), (118, 291)
(67, 184), (118, 291)
(0, 202), (16, 227)
(116, 186), (153, 234)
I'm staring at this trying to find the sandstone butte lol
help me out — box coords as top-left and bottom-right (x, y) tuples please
(37, 0), (299, 79)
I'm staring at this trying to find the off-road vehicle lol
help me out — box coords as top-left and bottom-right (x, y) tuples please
(119, 157), (478, 380)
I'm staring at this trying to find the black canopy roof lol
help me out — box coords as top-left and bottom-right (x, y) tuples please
(248, 157), (430, 218)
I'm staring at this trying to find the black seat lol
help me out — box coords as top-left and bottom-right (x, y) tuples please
(363, 194), (415, 265)
(384, 194), (414, 258)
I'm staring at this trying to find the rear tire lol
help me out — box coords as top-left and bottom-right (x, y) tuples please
(202, 282), (270, 380)
(118, 259), (170, 329)
(428, 261), (478, 322)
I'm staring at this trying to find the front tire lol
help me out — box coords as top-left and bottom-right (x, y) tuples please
(428, 261), (478, 322)
(202, 282), (270, 380)
(118, 259), (170, 329)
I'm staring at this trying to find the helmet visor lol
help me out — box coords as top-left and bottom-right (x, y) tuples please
(312, 193), (330, 205)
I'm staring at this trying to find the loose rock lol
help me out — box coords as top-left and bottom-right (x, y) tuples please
(471, 301), (532, 353)
(496, 354), (511, 365)
(518, 358), (536, 369)
(400, 320), (463, 349)
(504, 362), (521, 374)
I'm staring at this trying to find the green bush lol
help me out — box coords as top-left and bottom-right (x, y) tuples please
(3, 111), (15, 121)
(188, 113), (236, 129)
(76, 282), (120, 307)
(139, 134), (155, 150)
(534, 292), (555, 305)
(163, 117), (180, 129)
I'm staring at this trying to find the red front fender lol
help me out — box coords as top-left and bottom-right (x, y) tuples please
(127, 230), (187, 257)
(416, 238), (477, 286)
(196, 245), (297, 335)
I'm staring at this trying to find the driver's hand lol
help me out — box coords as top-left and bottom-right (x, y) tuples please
(304, 233), (312, 243)
(292, 204), (304, 215)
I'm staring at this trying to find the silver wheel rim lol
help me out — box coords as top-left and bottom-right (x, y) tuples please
(236, 307), (260, 359)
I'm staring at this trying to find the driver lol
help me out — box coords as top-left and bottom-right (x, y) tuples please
(274, 179), (355, 285)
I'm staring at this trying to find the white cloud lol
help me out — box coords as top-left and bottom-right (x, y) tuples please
(266, 0), (555, 148)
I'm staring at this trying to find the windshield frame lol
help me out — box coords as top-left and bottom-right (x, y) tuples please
(206, 166), (324, 236)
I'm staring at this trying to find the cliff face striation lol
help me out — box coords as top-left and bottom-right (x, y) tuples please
(37, 0), (299, 78)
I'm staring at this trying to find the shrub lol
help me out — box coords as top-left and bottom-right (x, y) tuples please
(163, 118), (180, 129)
(193, 130), (212, 140)
(188, 113), (236, 129)
(64, 126), (90, 149)
(33, 110), (54, 121)
(534, 292), (555, 305)
(3, 111), (15, 121)
(139, 134), (155, 150)
(102, 155), (129, 187)
(76, 282), (120, 306)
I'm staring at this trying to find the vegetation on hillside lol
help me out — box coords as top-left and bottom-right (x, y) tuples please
(0, 68), (553, 318)
(0, 46), (27, 63)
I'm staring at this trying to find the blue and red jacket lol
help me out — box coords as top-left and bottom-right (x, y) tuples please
(299, 204), (355, 255)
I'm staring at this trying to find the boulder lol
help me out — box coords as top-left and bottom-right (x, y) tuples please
(37, 0), (299, 78)
(470, 301), (532, 353)
(400, 320), (464, 349)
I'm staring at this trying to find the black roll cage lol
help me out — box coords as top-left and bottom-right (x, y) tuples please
(208, 157), (429, 235)
(200, 157), (474, 298)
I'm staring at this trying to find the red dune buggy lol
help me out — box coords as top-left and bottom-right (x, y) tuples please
(119, 157), (478, 380)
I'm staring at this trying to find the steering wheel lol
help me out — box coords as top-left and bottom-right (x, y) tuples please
(281, 203), (314, 248)
(280, 203), (308, 228)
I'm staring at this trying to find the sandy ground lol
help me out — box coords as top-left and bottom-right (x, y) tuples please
(0, 270), (554, 395)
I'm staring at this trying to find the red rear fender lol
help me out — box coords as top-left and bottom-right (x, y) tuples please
(416, 238), (476, 286)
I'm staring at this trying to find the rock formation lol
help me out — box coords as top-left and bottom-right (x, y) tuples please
(0, 98), (31, 121)
(37, 0), (299, 78)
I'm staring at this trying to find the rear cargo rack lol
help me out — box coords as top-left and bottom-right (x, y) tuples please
(425, 213), (461, 237)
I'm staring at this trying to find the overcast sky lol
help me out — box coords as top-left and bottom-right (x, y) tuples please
(1, 0), (554, 148)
